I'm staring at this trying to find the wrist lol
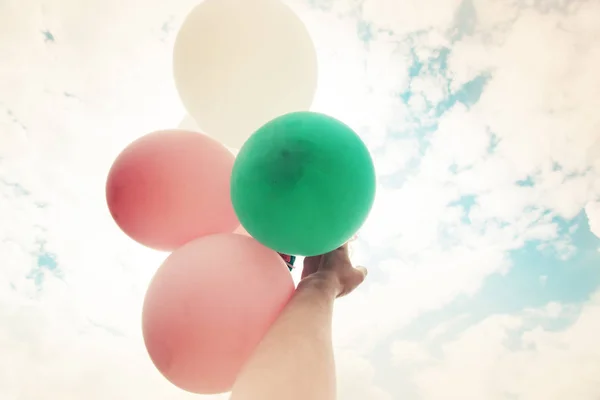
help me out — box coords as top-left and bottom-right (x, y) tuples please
(297, 272), (341, 298)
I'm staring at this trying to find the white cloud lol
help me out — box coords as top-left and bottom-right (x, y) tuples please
(468, 6), (600, 176)
(391, 341), (432, 366)
(362, 0), (463, 37)
(586, 201), (600, 240)
(333, 0), (600, 371)
(307, 11), (412, 150)
(331, 235), (515, 352)
(427, 104), (491, 169)
(410, 74), (448, 106)
(374, 137), (420, 176)
(336, 350), (393, 400)
(425, 313), (470, 341)
(443, 2), (600, 224)
(400, 290), (600, 400)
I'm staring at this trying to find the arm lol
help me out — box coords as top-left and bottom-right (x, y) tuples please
(230, 245), (367, 400)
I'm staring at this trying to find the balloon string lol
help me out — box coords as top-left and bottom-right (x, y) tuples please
(278, 253), (296, 271)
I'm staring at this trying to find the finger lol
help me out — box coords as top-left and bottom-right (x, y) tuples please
(356, 266), (368, 278)
(330, 243), (350, 259)
(349, 266), (368, 288)
(301, 255), (322, 279)
(338, 266), (368, 298)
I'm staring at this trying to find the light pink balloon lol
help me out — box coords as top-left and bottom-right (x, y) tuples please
(106, 130), (238, 251)
(142, 234), (294, 394)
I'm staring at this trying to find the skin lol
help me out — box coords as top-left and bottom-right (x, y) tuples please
(230, 244), (367, 400)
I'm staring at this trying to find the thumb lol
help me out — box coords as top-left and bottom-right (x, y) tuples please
(351, 266), (368, 287)
(356, 266), (368, 279)
(339, 266), (368, 298)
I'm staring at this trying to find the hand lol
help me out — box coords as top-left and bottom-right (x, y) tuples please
(301, 243), (367, 298)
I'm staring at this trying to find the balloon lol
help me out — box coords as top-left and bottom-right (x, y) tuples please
(173, 0), (318, 149)
(142, 234), (294, 394)
(106, 130), (238, 251)
(231, 112), (376, 256)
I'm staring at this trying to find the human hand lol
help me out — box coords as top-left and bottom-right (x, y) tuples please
(300, 243), (367, 298)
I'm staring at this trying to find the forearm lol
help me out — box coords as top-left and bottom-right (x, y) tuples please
(230, 274), (339, 400)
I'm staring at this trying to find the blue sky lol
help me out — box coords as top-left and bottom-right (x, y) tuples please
(1, 0), (600, 399)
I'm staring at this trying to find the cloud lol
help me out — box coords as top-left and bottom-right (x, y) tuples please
(391, 341), (432, 366)
(305, 10), (412, 150)
(396, 289), (600, 400)
(373, 137), (420, 176)
(363, 0), (463, 37)
(426, 103), (491, 170)
(331, 0), (600, 373)
(586, 201), (600, 240)
(336, 350), (393, 400)
(459, 4), (600, 174)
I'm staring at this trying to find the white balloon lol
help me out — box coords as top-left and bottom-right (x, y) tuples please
(173, 0), (318, 149)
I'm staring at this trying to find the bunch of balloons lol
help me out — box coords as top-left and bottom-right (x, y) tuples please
(105, 0), (376, 395)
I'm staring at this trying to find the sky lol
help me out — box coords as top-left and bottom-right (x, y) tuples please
(1, 0), (600, 399)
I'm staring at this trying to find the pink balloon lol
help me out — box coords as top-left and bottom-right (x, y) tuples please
(142, 234), (294, 394)
(106, 130), (238, 251)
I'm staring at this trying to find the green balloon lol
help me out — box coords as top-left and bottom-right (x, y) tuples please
(231, 112), (376, 256)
